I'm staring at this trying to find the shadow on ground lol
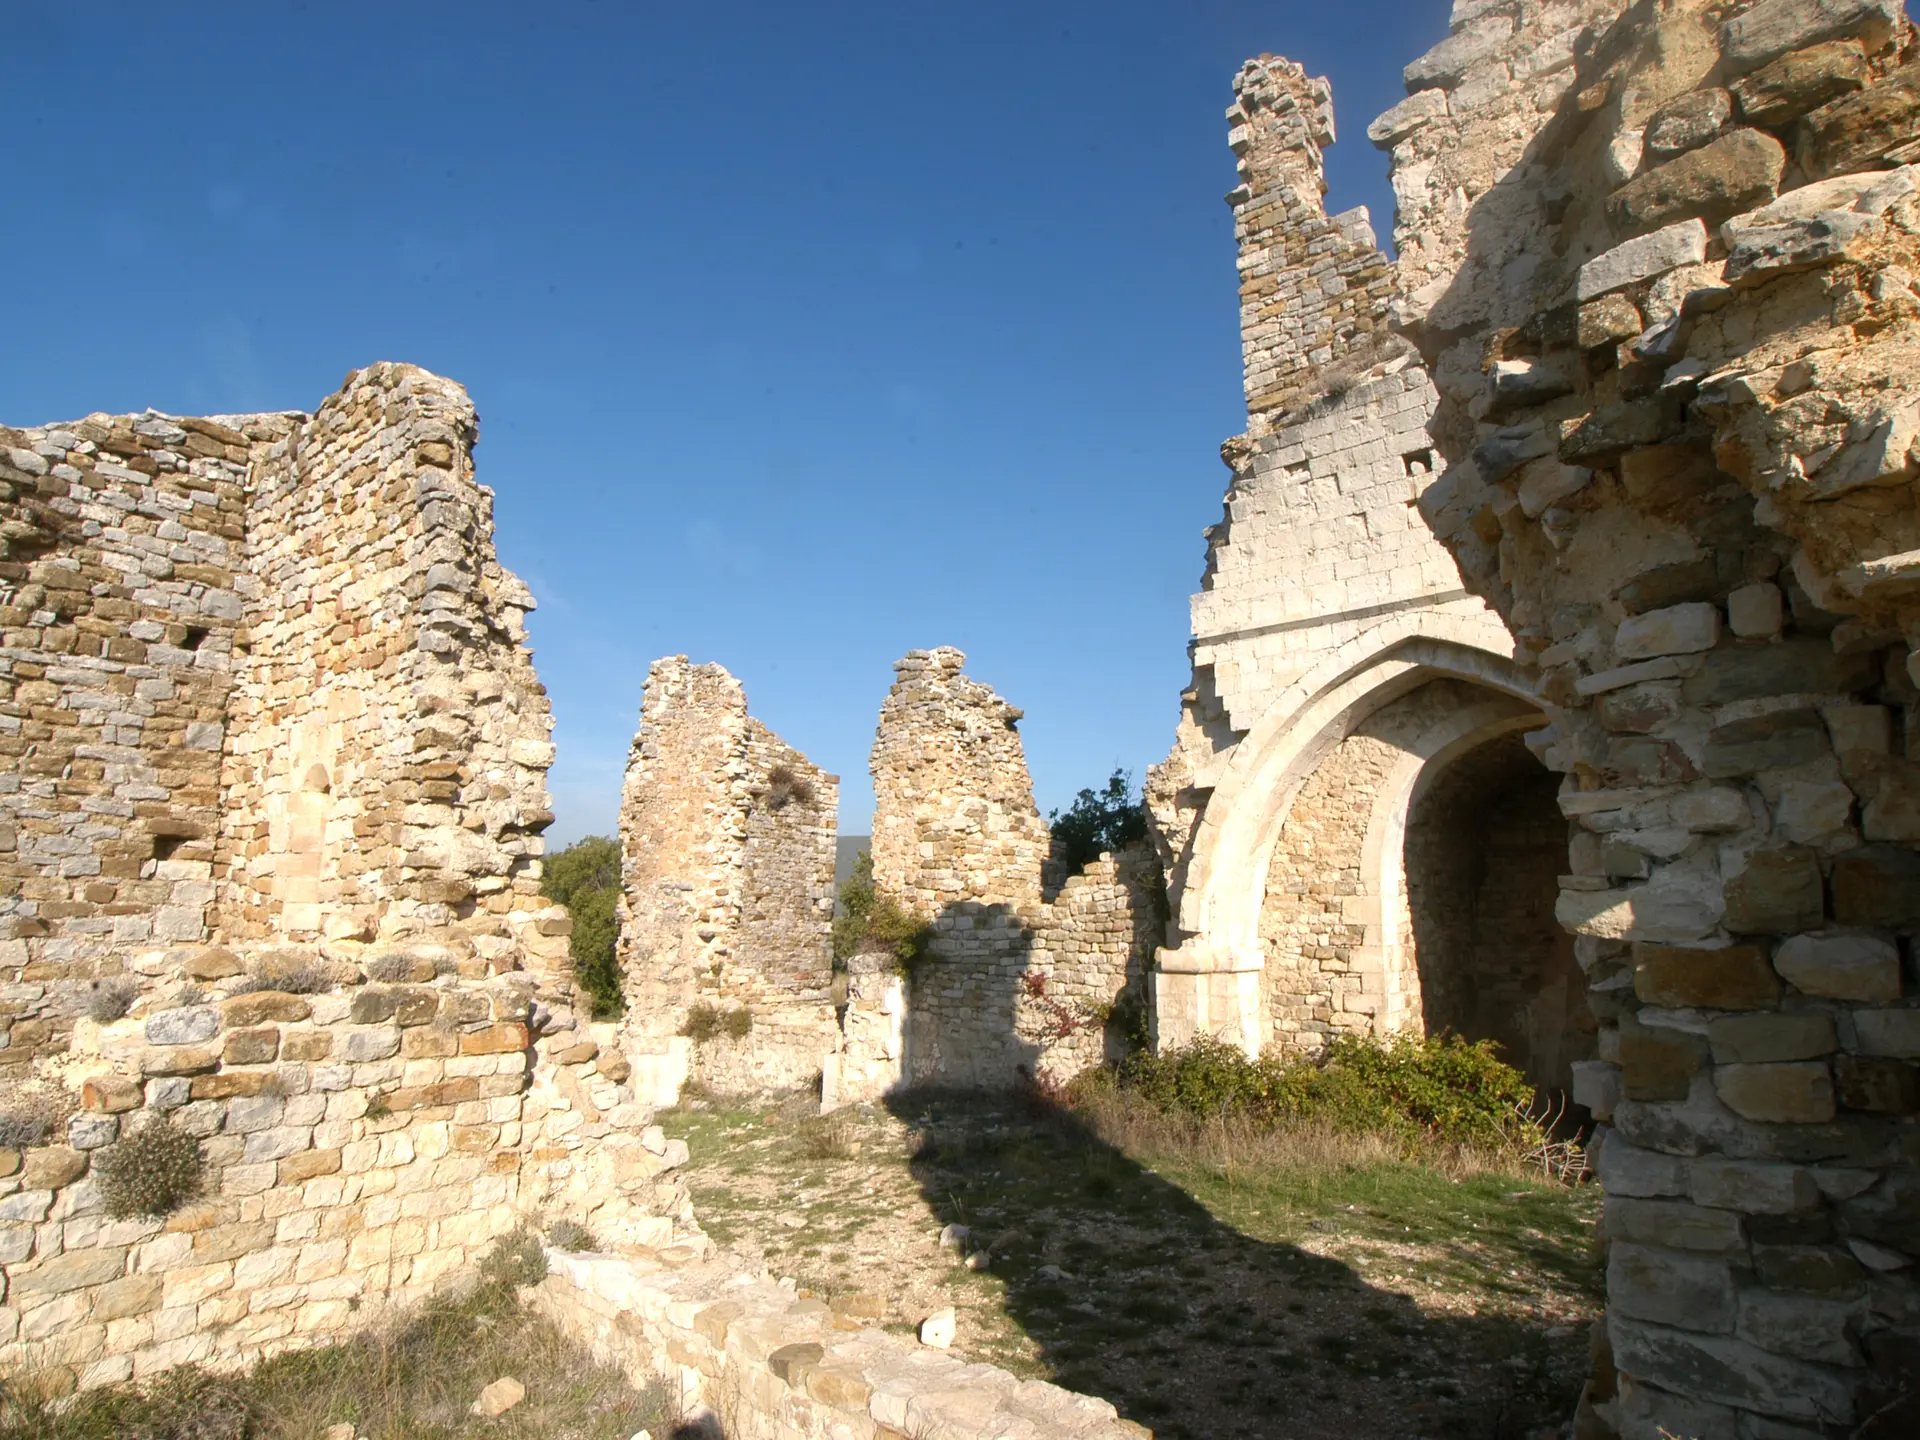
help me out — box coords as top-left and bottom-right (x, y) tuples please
(882, 1089), (1596, 1440)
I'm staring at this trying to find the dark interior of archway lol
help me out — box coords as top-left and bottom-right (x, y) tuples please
(1404, 730), (1592, 1108)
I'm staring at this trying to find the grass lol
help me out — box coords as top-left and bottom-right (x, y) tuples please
(0, 1231), (681, 1440)
(662, 1085), (1602, 1440)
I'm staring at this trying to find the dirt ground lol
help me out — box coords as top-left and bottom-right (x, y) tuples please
(661, 1091), (1603, 1440)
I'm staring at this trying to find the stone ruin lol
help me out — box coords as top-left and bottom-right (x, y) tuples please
(607, 646), (1162, 1110)
(5, 0), (1920, 1434)
(0, 367), (1148, 1439)
(1151, 0), (1920, 1434)
(613, 656), (840, 1101)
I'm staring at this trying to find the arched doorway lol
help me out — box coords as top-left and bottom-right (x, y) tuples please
(1404, 730), (1591, 1100)
(1156, 618), (1590, 1103)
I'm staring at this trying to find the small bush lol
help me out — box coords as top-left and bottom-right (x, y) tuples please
(476, 1224), (548, 1294)
(681, 1002), (752, 1044)
(547, 1218), (599, 1252)
(96, 1117), (204, 1218)
(85, 977), (138, 1023)
(1114, 1033), (1538, 1152)
(763, 761), (816, 810)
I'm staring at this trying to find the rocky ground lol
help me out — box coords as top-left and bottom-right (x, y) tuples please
(660, 1091), (1603, 1440)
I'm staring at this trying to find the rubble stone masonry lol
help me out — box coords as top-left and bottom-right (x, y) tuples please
(614, 657), (839, 1097)
(1390, 0), (1920, 1433)
(866, 649), (1159, 1092)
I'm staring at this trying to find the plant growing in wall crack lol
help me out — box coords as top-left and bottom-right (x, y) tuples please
(831, 850), (932, 974)
(97, 1116), (204, 1218)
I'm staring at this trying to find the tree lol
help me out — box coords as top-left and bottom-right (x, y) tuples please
(1048, 769), (1148, 873)
(540, 835), (623, 1018)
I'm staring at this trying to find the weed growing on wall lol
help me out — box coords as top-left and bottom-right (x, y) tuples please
(539, 834), (624, 1018)
(831, 849), (932, 973)
(83, 977), (137, 1023)
(546, 1218), (600, 1252)
(681, 1001), (753, 1043)
(96, 1117), (205, 1219)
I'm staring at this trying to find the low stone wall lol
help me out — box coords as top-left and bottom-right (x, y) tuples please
(531, 1246), (1147, 1440)
(0, 934), (675, 1388)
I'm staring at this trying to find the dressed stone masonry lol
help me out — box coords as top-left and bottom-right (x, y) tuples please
(1386, 0), (1920, 1433)
(614, 657), (839, 1100)
(855, 649), (1160, 1098)
(1148, 44), (1570, 1090)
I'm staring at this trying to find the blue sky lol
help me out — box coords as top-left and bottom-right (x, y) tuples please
(6, 0), (1449, 845)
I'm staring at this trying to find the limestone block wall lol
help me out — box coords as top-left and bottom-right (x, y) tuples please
(869, 650), (1159, 1090)
(1226, 56), (1401, 433)
(615, 658), (838, 1095)
(1148, 41), (1514, 1050)
(216, 364), (555, 957)
(0, 413), (267, 1071)
(1388, 0), (1920, 1432)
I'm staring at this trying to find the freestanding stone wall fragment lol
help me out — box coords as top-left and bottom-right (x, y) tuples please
(1384, 0), (1920, 1433)
(866, 648), (1159, 1092)
(614, 656), (838, 1098)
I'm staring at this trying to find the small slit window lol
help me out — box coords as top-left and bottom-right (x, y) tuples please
(1403, 449), (1435, 476)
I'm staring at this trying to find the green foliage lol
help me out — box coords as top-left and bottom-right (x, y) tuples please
(540, 835), (624, 1019)
(96, 1117), (204, 1219)
(1048, 769), (1148, 873)
(830, 849), (932, 974)
(1115, 1033), (1538, 1150)
(681, 1001), (752, 1044)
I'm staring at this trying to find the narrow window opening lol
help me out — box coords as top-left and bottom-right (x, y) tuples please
(182, 626), (211, 651)
(1403, 449), (1435, 476)
(153, 834), (186, 862)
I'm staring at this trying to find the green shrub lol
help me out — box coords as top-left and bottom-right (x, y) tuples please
(540, 835), (624, 1019)
(96, 1117), (205, 1219)
(681, 1002), (751, 1044)
(1115, 1033), (1536, 1150)
(1048, 769), (1148, 873)
(831, 850), (932, 973)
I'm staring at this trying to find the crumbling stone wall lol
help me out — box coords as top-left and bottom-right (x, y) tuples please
(614, 657), (838, 1097)
(867, 649), (1159, 1091)
(1228, 56), (1403, 431)
(1148, 43), (1528, 1062)
(216, 365), (555, 955)
(0, 412), (262, 1071)
(0, 365), (701, 1392)
(1388, 0), (1920, 1432)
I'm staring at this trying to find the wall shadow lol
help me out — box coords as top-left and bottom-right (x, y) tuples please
(882, 1088), (1599, 1440)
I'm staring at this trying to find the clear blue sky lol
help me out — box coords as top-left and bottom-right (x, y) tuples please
(6, 0), (1449, 846)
